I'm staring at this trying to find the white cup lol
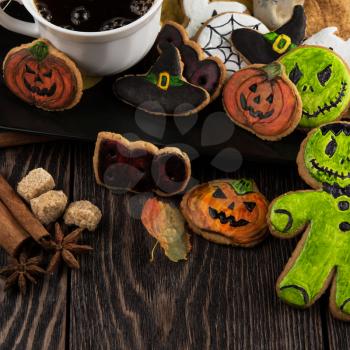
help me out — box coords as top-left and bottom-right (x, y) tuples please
(0, 0), (163, 76)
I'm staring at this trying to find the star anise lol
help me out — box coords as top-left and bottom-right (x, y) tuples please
(45, 223), (93, 273)
(0, 254), (46, 295)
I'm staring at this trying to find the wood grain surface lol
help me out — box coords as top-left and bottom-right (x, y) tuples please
(0, 141), (349, 349)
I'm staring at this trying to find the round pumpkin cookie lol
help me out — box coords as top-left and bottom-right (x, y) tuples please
(180, 179), (269, 247)
(3, 39), (83, 111)
(223, 62), (302, 141)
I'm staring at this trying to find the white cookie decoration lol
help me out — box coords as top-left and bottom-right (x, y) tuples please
(303, 27), (350, 68)
(195, 12), (269, 78)
(182, 0), (248, 38)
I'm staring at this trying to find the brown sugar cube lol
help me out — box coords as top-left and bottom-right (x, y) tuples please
(30, 190), (68, 225)
(17, 168), (55, 202)
(64, 201), (102, 232)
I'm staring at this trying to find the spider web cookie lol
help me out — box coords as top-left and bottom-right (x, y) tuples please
(195, 13), (269, 78)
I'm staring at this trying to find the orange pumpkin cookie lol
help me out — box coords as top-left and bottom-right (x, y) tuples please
(3, 39), (83, 111)
(180, 179), (269, 247)
(223, 62), (302, 141)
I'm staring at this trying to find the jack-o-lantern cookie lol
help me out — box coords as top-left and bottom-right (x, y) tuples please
(3, 39), (83, 111)
(181, 179), (269, 247)
(279, 46), (350, 129)
(93, 132), (191, 197)
(223, 62), (302, 140)
(232, 5), (306, 64)
(182, 0), (249, 38)
(268, 122), (350, 321)
(156, 21), (226, 101)
(303, 27), (350, 69)
(113, 42), (210, 116)
(195, 12), (269, 78)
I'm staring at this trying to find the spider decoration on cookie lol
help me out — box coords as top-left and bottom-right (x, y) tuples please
(232, 5), (306, 64)
(195, 13), (269, 78)
(3, 39), (83, 111)
(269, 122), (350, 321)
(280, 46), (350, 129)
(156, 21), (226, 101)
(181, 179), (269, 247)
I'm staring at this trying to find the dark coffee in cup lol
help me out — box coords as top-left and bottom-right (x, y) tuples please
(34, 0), (155, 32)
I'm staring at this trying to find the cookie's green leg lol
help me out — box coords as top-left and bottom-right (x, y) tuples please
(278, 228), (335, 307)
(334, 265), (350, 316)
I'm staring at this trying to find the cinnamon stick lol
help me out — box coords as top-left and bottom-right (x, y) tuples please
(0, 201), (30, 257)
(0, 175), (50, 245)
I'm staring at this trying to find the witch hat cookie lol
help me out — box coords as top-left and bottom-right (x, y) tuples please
(113, 42), (210, 116)
(232, 5), (306, 64)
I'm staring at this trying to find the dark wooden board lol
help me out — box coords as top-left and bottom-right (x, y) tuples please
(0, 141), (72, 350)
(0, 144), (350, 349)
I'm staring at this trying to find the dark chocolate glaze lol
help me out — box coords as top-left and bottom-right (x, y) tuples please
(231, 5), (306, 64)
(156, 23), (222, 95)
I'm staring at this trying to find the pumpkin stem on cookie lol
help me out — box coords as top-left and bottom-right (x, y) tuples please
(230, 179), (254, 195)
(261, 62), (284, 81)
(28, 41), (49, 62)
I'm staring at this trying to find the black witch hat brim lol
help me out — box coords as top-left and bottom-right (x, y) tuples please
(114, 75), (210, 116)
(232, 5), (306, 64)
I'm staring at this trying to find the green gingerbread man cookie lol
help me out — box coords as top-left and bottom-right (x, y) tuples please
(279, 46), (350, 129)
(269, 121), (350, 321)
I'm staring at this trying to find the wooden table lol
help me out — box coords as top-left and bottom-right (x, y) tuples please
(0, 140), (349, 350)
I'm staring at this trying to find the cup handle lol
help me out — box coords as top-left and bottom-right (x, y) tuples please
(0, 0), (40, 37)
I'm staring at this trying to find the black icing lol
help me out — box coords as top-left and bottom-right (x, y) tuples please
(231, 5), (306, 64)
(325, 136), (337, 158)
(340, 298), (350, 312)
(244, 202), (256, 212)
(311, 159), (350, 180)
(339, 222), (350, 232)
(213, 187), (227, 199)
(240, 93), (275, 119)
(289, 63), (303, 85)
(317, 65), (332, 86)
(156, 23), (222, 95)
(208, 207), (249, 227)
(338, 201), (349, 211)
(321, 122), (350, 136)
(323, 183), (350, 198)
(274, 209), (293, 233)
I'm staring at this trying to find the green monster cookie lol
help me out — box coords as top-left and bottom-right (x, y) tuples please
(279, 46), (350, 129)
(268, 122), (350, 321)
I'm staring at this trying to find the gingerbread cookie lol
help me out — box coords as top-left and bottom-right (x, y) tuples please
(3, 39), (83, 111)
(268, 122), (350, 321)
(232, 5), (306, 64)
(223, 62), (302, 140)
(195, 12), (269, 78)
(304, 0), (350, 39)
(93, 132), (191, 196)
(181, 179), (269, 247)
(161, 0), (185, 24)
(182, 0), (249, 38)
(303, 27), (350, 68)
(253, 0), (304, 30)
(156, 21), (226, 101)
(279, 46), (350, 129)
(113, 42), (210, 116)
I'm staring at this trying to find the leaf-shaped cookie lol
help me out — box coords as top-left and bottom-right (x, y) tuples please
(141, 197), (191, 262)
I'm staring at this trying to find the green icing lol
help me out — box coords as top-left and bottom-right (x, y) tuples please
(230, 179), (254, 195)
(270, 190), (350, 314)
(145, 73), (184, 87)
(29, 41), (49, 61)
(304, 126), (350, 187)
(280, 47), (350, 129)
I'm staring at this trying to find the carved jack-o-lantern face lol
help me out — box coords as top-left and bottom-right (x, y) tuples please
(223, 63), (301, 140)
(181, 179), (269, 246)
(4, 40), (82, 111)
